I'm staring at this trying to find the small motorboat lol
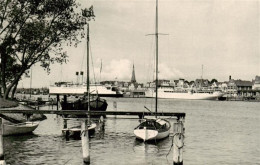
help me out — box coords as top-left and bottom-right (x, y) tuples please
(62, 123), (96, 138)
(3, 121), (40, 136)
(134, 118), (171, 142)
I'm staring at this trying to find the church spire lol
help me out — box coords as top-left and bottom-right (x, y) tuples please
(131, 64), (136, 83)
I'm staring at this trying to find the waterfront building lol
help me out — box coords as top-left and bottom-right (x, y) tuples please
(158, 79), (171, 86)
(194, 79), (210, 89)
(215, 82), (228, 92)
(175, 79), (184, 88)
(252, 76), (260, 90)
(226, 75), (253, 97)
(188, 81), (195, 89)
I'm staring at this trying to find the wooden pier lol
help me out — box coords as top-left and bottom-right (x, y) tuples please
(0, 109), (185, 118)
(0, 109), (185, 164)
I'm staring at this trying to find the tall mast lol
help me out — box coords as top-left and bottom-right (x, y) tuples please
(87, 23), (90, 123)
(155, 0), (158, 117)
(201, 64), (203, 79)
(201, 64), (203, 88)
(29, 67), (32, 98)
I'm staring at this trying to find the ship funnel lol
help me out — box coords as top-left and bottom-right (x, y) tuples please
(80, 71), (84, 84)
(76, 72), (79, 84)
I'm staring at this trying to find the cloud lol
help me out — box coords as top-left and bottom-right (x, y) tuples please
(93, 59), (132, 81)
(158, 63), (184, 80)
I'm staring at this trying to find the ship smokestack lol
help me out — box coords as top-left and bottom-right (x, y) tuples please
(80, 71), (84, 84)
(76, 71), (79, 84)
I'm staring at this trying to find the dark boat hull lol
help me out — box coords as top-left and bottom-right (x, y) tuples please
(61, 96), (108, 118)
(62, 96), (107, 111)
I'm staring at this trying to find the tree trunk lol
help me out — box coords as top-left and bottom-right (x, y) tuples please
(11, 81), (18, 100)
(4, 70), (24, 99)
(0, 47), (7, 94)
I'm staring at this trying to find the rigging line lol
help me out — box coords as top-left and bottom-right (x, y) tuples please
(80, 41), (86, 78)
(89, 40), (98, 94)
(151, 39), (156, 111)
(167, 34), (170, 68)
(152, 36), (157, 111)
(144, 34), (155, 107)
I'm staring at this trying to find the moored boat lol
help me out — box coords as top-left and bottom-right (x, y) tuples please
(134, 0), (171, 142)
(3, 121), (39, 136)
(134, 118), (171, 141)
(49, 83), (123, 97)
(62, 123), (96, 138)
(145, 87), (224, 100)
(61, 95), (108, 112)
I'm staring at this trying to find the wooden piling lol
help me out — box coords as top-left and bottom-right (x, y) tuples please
(173, 120), (184, 165)
(113, 101), (117, 119)
(99, 116), (105, 131)
(56, 94), (60, 110)
(63, 119), (67, 129)
(0, 118), (6, 165)
(81, 119), (90, 164)
(63, 119), (69, 139)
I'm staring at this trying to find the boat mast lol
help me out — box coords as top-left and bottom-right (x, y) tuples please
(201, 64), (203, 89)
(29, 67), (32, 98)
(87, 23), (90, 123)
(155, 0), (158, 118)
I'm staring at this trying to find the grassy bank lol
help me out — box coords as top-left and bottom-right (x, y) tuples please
(0, 97), (19, 108)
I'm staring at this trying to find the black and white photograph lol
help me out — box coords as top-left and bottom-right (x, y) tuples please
(0, 0), (259, 164)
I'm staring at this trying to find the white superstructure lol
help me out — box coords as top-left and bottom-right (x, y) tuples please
(145, 87), (224, 100)
(49, 84), (123, 97)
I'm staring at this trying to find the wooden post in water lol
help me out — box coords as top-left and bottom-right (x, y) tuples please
(0, 118), (6, 165)
(56, 94), (60, 110)
(113, 101), (117, 118)
(63, 119), (67, 129)
(173, 119), (184, 165)
(63, 118), (69, 139)
(81, 119), (90, 164)
(99, 116), (105, 131)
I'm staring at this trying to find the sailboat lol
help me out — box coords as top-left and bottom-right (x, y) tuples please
(62, 23), (97, 137)
(134, 0), (171, 142)
(59, 22), (108, 115)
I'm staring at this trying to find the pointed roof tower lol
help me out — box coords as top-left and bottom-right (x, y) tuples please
(131, 64), (136, 83)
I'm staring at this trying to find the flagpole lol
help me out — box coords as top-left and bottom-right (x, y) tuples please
(100, 59), (102, 83)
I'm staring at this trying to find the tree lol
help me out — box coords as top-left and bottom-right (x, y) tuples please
(0, 55), (21, 99)
(210, 79), (218, 84)
(0, 0), (94, 99)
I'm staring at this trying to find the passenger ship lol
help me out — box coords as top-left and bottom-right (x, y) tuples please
(145, 86), (224, 100)
(49, 83), (123, 97)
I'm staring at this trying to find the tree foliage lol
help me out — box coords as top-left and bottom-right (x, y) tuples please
(0, 0), (94, 99)
(210, 79), (218, 84)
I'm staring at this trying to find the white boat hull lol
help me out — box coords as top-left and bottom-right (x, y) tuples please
(3, 122), (39, 136)
(134, 129), (170, 141)
(134, 119), (171, 141)
(145, 90), (224, 100)
(62, 123), (97, 138)
(134, 129), (158, 141)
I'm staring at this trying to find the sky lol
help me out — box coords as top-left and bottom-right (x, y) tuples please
(18, 0), (260, 88)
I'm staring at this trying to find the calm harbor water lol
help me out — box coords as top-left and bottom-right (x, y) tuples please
(3, 98), (260, 164)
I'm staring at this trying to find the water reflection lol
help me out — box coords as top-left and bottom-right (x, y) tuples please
(133, 137), (171, 153)
(4, 133), (39, 143)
